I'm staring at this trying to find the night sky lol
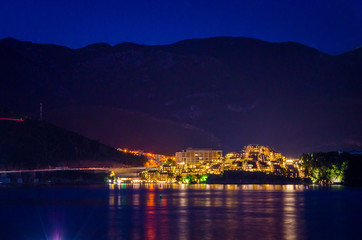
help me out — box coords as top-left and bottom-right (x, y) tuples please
(0, 0), (361, 54)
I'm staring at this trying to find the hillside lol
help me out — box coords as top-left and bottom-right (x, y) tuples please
(48, 106), (220, 155)
(0, 107), (146, 169)
(0, 37), (361, 155)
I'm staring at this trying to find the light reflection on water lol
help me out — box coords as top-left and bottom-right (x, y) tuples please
(106, 184), (307, 240)
(1, 184), (361, 239)
(283, 191), (298, 240)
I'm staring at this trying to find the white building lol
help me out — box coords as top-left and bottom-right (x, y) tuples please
(175, 148), (222, 164)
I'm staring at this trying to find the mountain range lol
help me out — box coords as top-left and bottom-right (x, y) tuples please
(0, 36), (361, 156)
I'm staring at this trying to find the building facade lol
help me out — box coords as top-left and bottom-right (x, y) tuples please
(241, 144), (284, 163)
(240, 144), (285, 172)
(175, 148), (223, 164)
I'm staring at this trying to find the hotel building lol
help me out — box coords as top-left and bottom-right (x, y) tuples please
(175, 148), (223, 164)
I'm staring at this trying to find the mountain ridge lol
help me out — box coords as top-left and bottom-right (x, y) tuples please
(2, 36), (355, 55)
(0, 36), (361, 156)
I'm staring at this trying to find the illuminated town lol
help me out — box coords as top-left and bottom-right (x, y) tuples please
(112, 145), (302, 184)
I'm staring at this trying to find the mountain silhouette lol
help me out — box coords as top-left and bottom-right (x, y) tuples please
(0, 106), (146, 169)
(0, 37), (361, 156)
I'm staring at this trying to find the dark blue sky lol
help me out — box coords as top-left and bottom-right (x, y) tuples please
(0, 0), (361, 54)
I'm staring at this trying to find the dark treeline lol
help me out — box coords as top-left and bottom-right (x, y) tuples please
(0, 116), (147, 169)
(301, 152), (362, 185)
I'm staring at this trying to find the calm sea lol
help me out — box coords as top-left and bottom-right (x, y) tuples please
(0, 184), (361, 240)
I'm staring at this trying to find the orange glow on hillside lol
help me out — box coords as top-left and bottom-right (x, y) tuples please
(117, 148), (175, 167)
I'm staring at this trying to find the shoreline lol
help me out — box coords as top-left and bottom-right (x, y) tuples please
(0, 181), (346, 187)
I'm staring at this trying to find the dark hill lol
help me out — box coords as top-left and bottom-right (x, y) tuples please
(0, 108), (146, 170)
(0, 37), (361, 156)
(47, 106), (221, 155)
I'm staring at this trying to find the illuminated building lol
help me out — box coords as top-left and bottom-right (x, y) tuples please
(175, 148), (223, 164)
(147, 170), (159, 181)
(241, 144), (285, 163)
(240, 144), (289, 172)
(161, 164), (176, 173)
(246, 161), (257, 171)
(224, 152), (241, 164)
